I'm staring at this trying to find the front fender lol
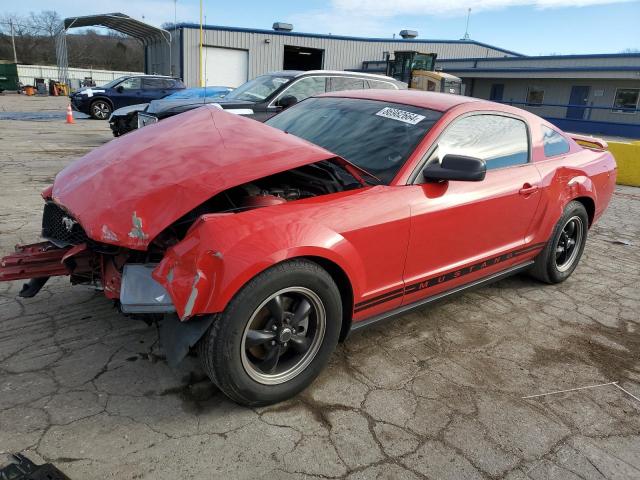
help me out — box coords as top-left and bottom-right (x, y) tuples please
(153, 213), (364, 320)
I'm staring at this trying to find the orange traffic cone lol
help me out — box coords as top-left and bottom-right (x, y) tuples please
(66, 104), (75, 124)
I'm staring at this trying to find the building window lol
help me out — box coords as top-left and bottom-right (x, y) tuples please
(542, 126), (570, 158)
(612, 88), (639, 113)
(489, 83), (504, 102)
(526, 87), (544, 106)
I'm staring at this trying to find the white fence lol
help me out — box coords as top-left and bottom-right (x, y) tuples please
(17, 64), (142, 86)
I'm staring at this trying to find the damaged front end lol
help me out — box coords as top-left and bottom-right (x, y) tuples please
(0, 105), (368, 365)
(1, 196), (175, 314)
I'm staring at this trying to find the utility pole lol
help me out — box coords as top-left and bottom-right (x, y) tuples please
(462, 8), (471, 40)
(10, 19), (18, 63)
(199, 0), (204, 87)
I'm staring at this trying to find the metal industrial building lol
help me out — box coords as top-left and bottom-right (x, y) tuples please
(143, 22), (639, 138)
(145, 24), (521, 88)
(437, 53), (640, 137)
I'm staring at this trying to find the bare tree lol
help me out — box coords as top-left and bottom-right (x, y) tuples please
(0, 10), (142, 71)
(28, 10), (62, 37)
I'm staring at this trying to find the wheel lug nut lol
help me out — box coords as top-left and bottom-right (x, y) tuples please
(271, 340), (276, 345)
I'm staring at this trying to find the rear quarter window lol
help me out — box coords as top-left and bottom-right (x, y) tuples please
(542, 126), (570, 157)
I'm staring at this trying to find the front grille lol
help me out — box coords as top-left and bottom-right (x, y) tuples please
(42, 202), (88, 246)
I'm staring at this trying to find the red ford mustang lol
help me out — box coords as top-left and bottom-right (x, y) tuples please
(1, 90), (617, 405)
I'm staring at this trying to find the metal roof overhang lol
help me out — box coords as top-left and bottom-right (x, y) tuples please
(63, 13), (170, 46)
(444, 67), (640, 80)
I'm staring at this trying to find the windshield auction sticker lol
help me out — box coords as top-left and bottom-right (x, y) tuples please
(375, 107), (425, 125)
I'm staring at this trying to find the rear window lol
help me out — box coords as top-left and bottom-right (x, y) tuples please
(266, 97), (442, 184)
(368, 79), (397, 90)
(542, 126), (570, 157)
(328, 77), (366, 92)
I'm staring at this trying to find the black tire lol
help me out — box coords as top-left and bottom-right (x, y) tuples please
(197, 259), (342, 406)
(90, 99), (112, 120)
(530, 200), (589, 284)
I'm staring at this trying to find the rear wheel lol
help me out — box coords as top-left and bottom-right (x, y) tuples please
(90, 99), (112, 120)
(530, 201), (588, 284)
(197, 259), (342, 406)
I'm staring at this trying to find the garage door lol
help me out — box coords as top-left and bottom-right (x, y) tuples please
(203, 47), (248, 88)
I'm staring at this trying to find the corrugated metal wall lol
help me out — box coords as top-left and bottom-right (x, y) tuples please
(148, 27), (516, 87)
(438, 55), (640, 70)
(17, 65), (142, 85)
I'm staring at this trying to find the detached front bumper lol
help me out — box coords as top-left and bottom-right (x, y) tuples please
(0, 242), (91, 297)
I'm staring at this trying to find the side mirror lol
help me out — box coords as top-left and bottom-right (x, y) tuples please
(422, 154), (486, 182)
(277, 95), (298, 109)
(116, 85), (124, 93)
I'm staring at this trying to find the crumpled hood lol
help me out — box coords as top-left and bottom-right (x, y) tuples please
(147, 97), (253, 116)
(111, 103), (149, 118)
(52, 105), (337, 250)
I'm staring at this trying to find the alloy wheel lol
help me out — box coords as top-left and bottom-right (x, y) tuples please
(555, 215), (584, 272)
(92, 102), (110, 119)
(240, 287), (326, 385)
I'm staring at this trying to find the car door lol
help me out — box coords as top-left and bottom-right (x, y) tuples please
(142, 78), (171, 102)
(402, 113), (543, 305)
(111, 77), (143, 109)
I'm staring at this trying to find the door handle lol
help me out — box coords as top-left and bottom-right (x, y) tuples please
(519, 183), (539, 195)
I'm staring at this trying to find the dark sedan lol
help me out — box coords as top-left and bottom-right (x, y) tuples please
(108, 70), (405, 136)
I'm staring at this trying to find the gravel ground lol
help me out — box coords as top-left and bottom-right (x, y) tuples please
(1, 95), (639, 479)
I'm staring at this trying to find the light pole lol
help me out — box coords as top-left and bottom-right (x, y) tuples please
(199, 0), (204, 87)
(10, 19), (18, 63)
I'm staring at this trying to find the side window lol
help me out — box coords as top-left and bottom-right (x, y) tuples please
(143, 78), (166, 89)
(328, 77), (366, 92)
(542, 126), (570, 157)
(171, 79), (186, 89)
(427, 115), (529, 171)
(280, 77), (326, 102)
(118, 77), (141, 90)
(368, 79), (397, 90)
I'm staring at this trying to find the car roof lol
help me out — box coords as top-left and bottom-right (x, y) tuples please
(261, 70), (400, 83)
(260, 70), (304, 78)
(297, 70), (401, 82)
(317, 89), (486, 112)
(124, 74), (181, 80)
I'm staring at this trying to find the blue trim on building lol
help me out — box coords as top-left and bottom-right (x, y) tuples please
(446, 66), (640, 73)
(544, 117), (640, 139)
(501, 100), (639, 113)
(173, 22), (524, 57)
(440, 52), (640, 63)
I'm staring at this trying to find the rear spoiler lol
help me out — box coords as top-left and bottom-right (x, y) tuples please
(571, 133), (608, 151)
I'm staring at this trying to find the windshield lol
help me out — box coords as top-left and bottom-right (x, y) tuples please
(225, 74), (292, 102)
(101, 76), (128, 89)
(266, 97), (442, 184)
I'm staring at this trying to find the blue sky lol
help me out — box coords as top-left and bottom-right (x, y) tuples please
(8, 0), (640, 55)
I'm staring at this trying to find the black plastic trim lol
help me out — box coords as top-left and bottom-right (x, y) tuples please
(349, 260), (534, 335)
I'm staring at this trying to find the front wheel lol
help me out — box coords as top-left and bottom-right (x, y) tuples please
(197, 259), (342, 406)
(90, 99), (112, 120)
(530, 200), (589, 284)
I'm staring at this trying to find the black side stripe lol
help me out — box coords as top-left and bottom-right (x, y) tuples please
(352, 287), (404, 310)
(354, 242), (545, 313)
